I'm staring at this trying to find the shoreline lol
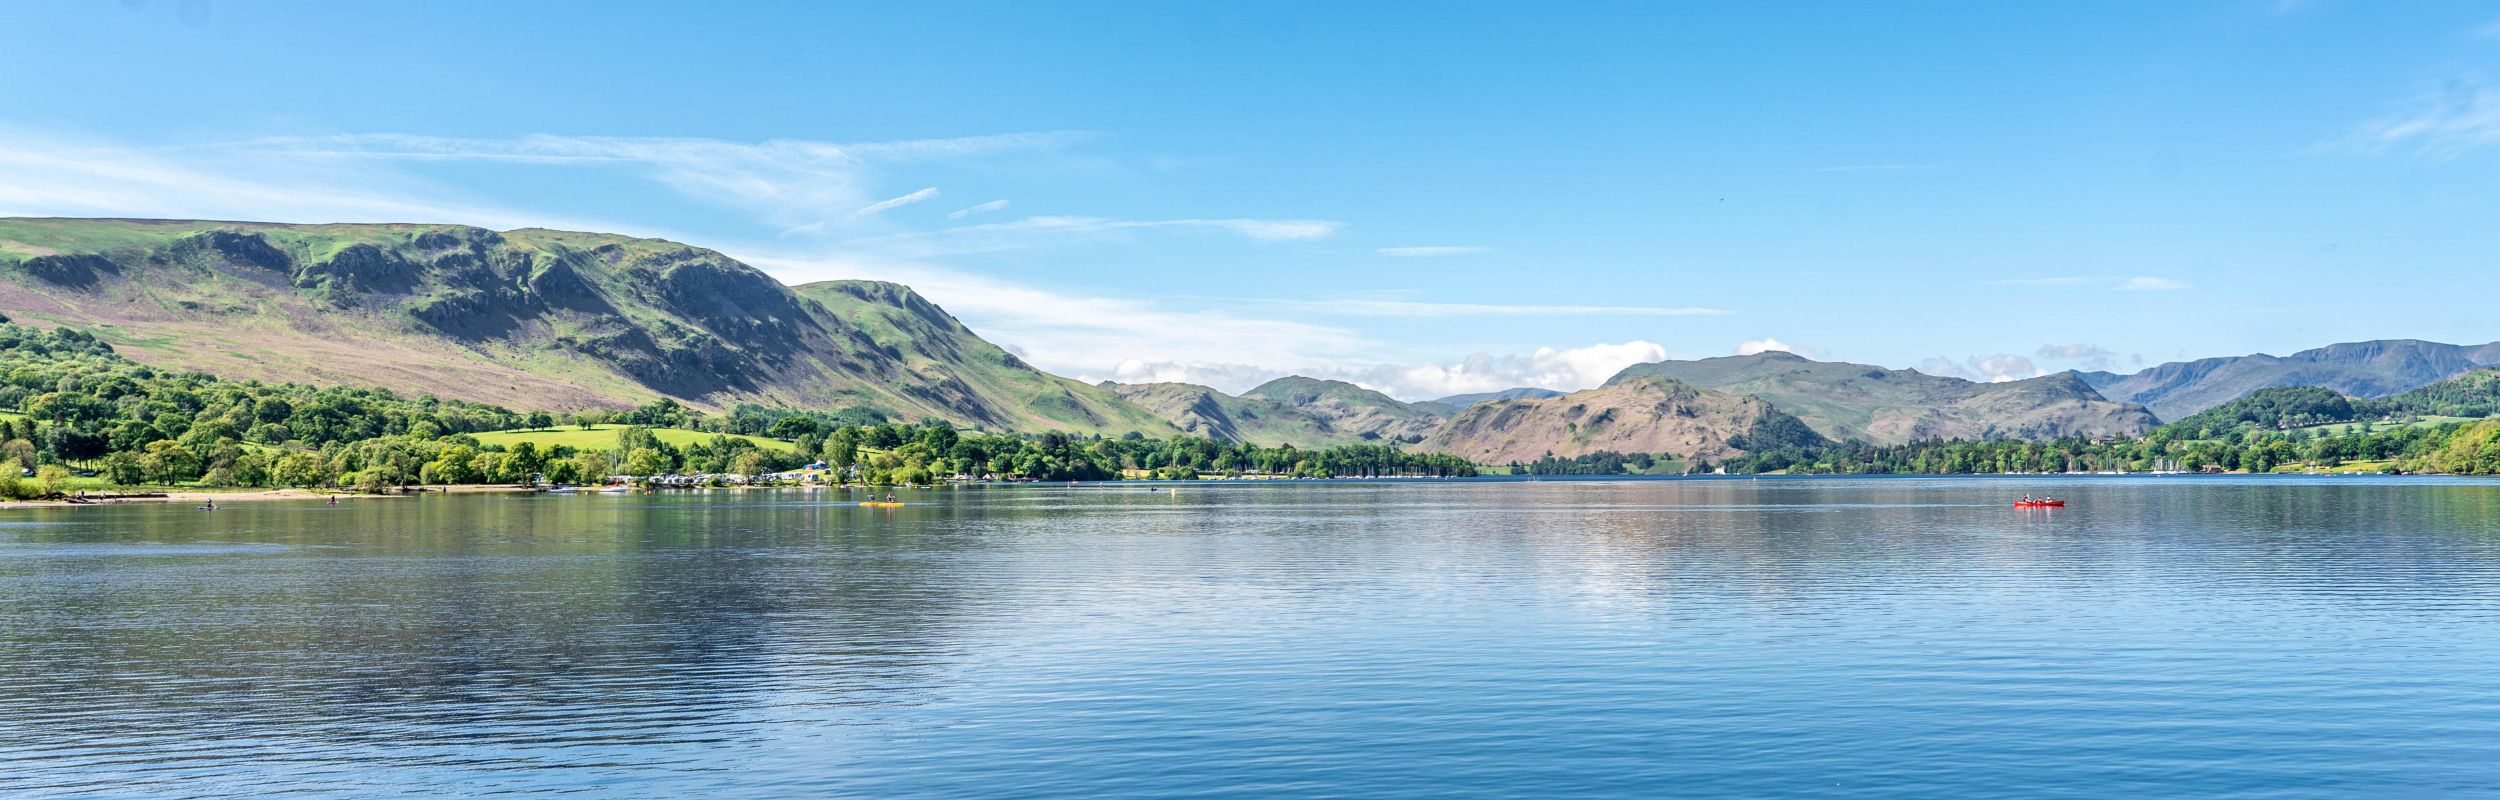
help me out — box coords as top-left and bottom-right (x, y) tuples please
(0, 471), (2484, 511)
(1, 484), (541, 509)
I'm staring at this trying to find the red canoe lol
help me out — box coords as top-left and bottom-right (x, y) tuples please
(2014, 500), (2066, 508)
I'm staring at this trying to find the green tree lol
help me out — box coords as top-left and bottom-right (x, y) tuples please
(731, 450), (769, 479)
(571, 450), (612, 483)
(101, 452), (143, 485)
(622, 447), (671, 477)
(137, 440), (201, 484)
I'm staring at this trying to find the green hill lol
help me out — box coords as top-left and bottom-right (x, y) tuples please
(0, 218), (1177, 436)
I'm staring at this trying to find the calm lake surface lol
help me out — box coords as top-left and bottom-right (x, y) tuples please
(4, 476), (2499, 798)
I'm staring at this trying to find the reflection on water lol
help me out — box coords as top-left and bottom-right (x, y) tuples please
(3, 477), (2498, 798)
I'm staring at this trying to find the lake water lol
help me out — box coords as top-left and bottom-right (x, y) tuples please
(4, 476), (2499, 798)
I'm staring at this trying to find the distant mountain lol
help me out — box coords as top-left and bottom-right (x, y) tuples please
(1607, 351), (2157, 445)
(2081, 339), (2500, 421)
(1414, 375), (1827, 465)
(0, 217), (1178, 435)
(1237, 377), (1449, 443)
(1431, 387), (1565, 408)
(1105, 380), (1415, 447)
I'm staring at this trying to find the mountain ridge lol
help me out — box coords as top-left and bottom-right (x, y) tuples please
(1606, 351), (2157, 445)
(2078, 339), (2500, 421)
(0, 217), (1177, 436)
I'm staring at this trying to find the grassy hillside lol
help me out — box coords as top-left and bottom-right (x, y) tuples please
(466, 424), (797, 454)
(1608, 351), (2156, 445)
(0, 218), (1177, 437)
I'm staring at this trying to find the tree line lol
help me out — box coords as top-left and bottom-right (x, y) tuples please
(0, 322), (1470, 496)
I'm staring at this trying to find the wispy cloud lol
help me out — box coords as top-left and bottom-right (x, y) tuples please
(2037, 343), (2119, 371)
(949, 199), (1011, 219)
(1811, 163), (1943, 173)
(213, 131), (1091, 227)
(855, 186), (939, 216)
(1378, 246), (1489, 257)
(0, 126), (613, 232)
(850, 215), (1347, 257)
(2325, 77), (2500, 159)
(2113, 276), (2187, 291)
(1277, 299), (1727, 318)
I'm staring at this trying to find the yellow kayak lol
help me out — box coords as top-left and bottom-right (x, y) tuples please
(858, 501), (906, 508)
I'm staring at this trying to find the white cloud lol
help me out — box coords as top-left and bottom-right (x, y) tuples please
(2113, 276), (2186, 291)
(1280, 299), (1728, 317)
(855, 186), (939, 216)
(1736, 337), (1817, 357)
(1107, 360), (1290, 391)
(949, 199), (1011, 219)
(1355, 341), (1669, 399)
(1916, 354), (2047, 383)
(1377, 246), (1489, 257)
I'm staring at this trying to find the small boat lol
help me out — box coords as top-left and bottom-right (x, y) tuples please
(2014, 500), (2066, 508)
(858, 501), (905, 508)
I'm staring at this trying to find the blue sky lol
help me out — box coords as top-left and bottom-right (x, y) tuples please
(4, 1), (2499, 399)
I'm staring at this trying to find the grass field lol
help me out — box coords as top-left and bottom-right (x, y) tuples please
(467, 425), (798, 453)
(2293, 416), (2479, 436)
